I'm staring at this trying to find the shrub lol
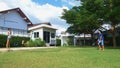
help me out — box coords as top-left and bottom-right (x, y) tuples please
(105, 36), (120, 46)
(34, 38), (42, 46)
(56, 39), (61, 46)
(34, 38), (45, 47)
(0, 34), (30, 47)
(24, 41), (29, 47)
(0, 34), (7, 47)
(40, 41), (45, 46)
(24, 38), (46, 47)
(67, 39), (73, 46)
(29, 39), (37, 47)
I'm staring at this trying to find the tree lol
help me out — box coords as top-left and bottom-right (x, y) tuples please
(61, 6), (100, 34)
(61, 0), (120, 47)
(94, 0), (120, 47)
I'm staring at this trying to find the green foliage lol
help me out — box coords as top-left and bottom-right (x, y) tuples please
(0, 34), (30, 47)
(0, 34), (7, 47)
(11, 36), (30, 47)
(25, 38), (46, 47)
(105, 36), (120, 46)
(34, 38), (45, 47)
(67, 39), (73, 46)
(24, 41), (29, 47)
(29, 39), (36, 47)
(56, 39), (61, 46)
(61, 1), (100, 34)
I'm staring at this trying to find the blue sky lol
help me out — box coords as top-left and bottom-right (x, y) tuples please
(32, 0), (80, 8)
(0, 0), (80, 34)
(32, 0), (63, 7)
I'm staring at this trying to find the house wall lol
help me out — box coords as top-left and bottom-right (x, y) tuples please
(0, 10), (27, 30)
(0, 27), (28, 37)
(0, 10), (28, 37)
(30, 28), (43, 40)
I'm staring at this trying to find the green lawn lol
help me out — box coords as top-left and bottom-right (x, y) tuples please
(0, 47), (120, 68)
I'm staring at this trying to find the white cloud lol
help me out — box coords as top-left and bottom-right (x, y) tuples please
(0, 0), (69, 34)
(68, 1), (81, 6)
(53, 24), (67, 34)
(0, 2), (10, 10)
(62, 0), (81, 7)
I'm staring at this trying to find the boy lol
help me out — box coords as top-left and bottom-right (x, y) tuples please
(97, 30), (104, 51)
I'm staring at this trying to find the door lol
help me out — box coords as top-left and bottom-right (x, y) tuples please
(43, 31), (50, 43)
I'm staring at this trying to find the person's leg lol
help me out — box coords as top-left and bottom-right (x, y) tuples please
(8, 40), (10, 48)
(101, 40), (104, 51)
(98, 40), (101, 50)
(102, 46), (104, 51)
(6, 40), (9, 48)
(98, 45), (101, 50)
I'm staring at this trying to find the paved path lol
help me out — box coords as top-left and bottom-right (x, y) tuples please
(0, 47), (57, 53)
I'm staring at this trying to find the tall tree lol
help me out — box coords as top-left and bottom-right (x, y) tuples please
(61, 0), (120, 47)
(94, 0), (120, 47)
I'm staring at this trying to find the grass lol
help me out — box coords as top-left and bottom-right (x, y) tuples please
(0, 46), (120, 68)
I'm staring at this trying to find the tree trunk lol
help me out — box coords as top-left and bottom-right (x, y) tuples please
(109, 0), (116, 48)
(111, 25), (116, 48)
(83, 33), (85, 46)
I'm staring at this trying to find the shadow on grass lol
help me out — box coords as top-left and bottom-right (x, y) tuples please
(60, 45), (120, 50)
(105, 46), (120, 49)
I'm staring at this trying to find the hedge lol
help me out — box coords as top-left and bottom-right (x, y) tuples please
(105, 36), (120, 46)
(24, 38), (46, 47)
(0, 34), (30, 47)
(56, 39), (61, 46)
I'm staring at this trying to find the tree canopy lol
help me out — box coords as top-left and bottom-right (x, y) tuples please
(61, 0), (120, 47)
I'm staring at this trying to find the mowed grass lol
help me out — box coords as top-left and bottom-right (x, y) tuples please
(0, 47), (120, 68)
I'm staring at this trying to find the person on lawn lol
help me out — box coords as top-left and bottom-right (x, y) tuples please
(6, 28), (12, 50)
(97, 30), (104, 51)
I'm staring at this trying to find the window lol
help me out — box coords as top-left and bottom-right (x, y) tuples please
(34, 32), (39, 38)
(51, 33), (55, 38)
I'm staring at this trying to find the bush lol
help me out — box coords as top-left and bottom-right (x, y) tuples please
(116, 36), (120, 46)
(56, 39), (61, 46)
(67, 39), (73, 46)
(0, 34), (30, 47)
(34, 38), (45, 47)
(0, 34), (7, 47)
(24, 38), (46, 47)
(24, 41), (29, 47)
(34, 38), (41, 46)
(105, 36), (120, 46)
(29, 39), (37, 47)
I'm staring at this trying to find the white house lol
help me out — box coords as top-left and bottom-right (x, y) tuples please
(60, 32), (74, 46)
(28, 22), (57, 46)
(0, 8), (32, 37)
(60, 32), (92, 46)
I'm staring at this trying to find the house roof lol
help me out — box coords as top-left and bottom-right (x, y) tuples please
(0, 8), (33, 26)
(28, 23), (57, 30)
(28, 22), (51, 28)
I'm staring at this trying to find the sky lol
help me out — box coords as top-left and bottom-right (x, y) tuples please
(0, 0), (80, 34)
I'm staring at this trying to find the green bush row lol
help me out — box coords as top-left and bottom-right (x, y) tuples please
(56, 39), (61, 46)
(105, 36), (120, 46)
(24, 38), (46, 47)
(0, 34), (30, 47)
